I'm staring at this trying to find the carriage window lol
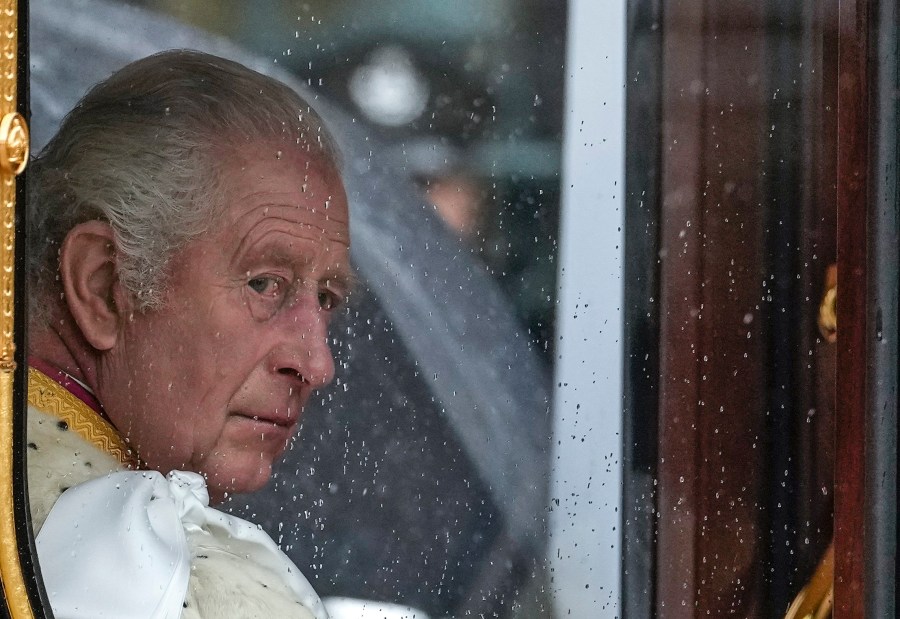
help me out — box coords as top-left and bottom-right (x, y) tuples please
(29, 1), (583, 617)
(25, 0), (864, 617)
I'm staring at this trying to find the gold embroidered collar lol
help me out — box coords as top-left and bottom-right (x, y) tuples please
(27, 367), (139, 468)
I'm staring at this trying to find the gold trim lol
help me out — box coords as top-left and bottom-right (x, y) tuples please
(0, 1), (30, 616)
(0, 113), (27, 177)
(27, 368), (139, 468)
(0, 107), (16, 373)
(0, 373), (31, 619)
(817, 265), (837, 344)
(784, 543), (834, 619)
(818, 286), (837, 343)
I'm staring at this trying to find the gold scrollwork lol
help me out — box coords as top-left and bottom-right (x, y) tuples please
(0, 113), (28, 176)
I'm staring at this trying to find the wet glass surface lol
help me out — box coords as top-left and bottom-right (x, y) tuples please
(26, 1), (857, 617)
(30, 1), (566, 616)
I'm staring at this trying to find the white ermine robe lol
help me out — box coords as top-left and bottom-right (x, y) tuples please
(27, 366), (327, 619)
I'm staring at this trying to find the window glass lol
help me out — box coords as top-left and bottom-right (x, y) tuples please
(28, 1), (576, 617)
(29, 1), (851, 617)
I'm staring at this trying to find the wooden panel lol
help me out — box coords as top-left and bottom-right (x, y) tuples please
(655, 0), (705, 611)
(794, 0), (838, 588)
(694, 5), (767, 616)
(656, 1), (768, 616)
(833, 0), (868, 616)
(654, 0), (865, 615)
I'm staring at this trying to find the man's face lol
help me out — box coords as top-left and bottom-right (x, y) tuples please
(96, 143), (351, 501)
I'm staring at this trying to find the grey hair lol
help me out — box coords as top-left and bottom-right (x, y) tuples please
(28, 49), (340, 322)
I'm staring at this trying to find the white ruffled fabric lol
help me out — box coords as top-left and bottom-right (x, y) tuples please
(36, 470), (327, 619)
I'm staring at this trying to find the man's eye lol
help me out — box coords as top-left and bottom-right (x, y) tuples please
(318, 290), (341, 310)
(248, 276), (283, 296)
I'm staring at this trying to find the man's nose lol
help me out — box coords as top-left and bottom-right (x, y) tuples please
(272, 304), (335, 389)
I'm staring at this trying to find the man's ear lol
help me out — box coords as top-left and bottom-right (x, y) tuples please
(58, 221), (127, 351)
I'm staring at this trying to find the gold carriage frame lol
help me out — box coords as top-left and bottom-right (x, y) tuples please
(0, 1), (32, 617)
(0, 1), (893, 617)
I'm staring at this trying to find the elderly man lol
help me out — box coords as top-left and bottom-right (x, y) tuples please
(26, 50), (350, 618)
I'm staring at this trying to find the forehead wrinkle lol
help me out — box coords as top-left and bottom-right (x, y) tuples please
(230, 201), (349, 234)
(228, 202), (349, 256)
(229, 221), (349, 273)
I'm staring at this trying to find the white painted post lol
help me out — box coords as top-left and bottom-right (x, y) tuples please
(549, 0), (626, 615)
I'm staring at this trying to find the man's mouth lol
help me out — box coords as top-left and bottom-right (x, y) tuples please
(235, 410), (298, 429)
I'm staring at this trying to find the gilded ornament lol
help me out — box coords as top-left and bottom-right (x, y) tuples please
(0, 112), (27, 176)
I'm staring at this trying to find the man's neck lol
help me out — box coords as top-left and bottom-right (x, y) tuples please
(28, 315), (101, 394)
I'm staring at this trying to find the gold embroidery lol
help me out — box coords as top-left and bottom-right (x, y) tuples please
(27, 367), (139, 468)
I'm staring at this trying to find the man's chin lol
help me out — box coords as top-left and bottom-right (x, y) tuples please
(202, 461), (275, 504)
